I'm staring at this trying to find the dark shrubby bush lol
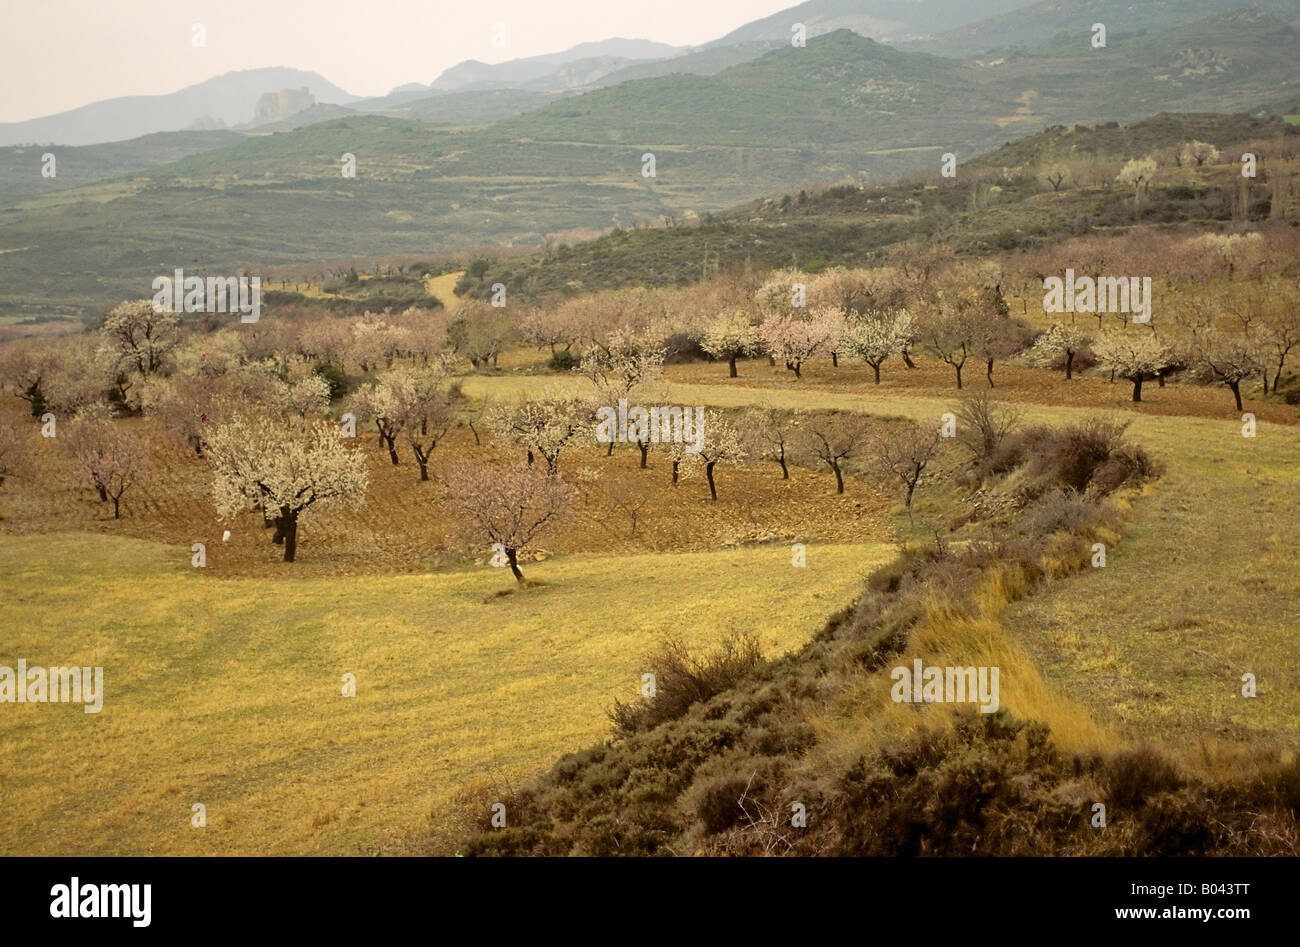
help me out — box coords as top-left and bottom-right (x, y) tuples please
(312, 362), (348, 400)
(546, 349), (576, 372)
(609, 634), (764, 737)
(662, 332), (708, 364)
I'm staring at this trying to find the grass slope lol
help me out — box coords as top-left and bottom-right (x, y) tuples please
(0, 532), (890, 855)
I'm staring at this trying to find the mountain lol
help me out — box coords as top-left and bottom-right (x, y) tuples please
(0, 15), (1294, 307)
(705, 0), (1038, 46)
(913, 0), (1300, 57)
(580, 41), (787, 86)
(429, 38), (683, 92)
(0, 68), (358, 147)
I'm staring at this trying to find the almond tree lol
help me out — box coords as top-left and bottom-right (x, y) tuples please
(350, 373), (413, 464)
(402, 367), (455, 480)
(1092, 330), (1169, 402)
(206, 415), (369, 563)
(759, 307), (838, 378)
(874, 422), (945, 515)
(449, 300), (515, 369)
(64, 412), (151, 518)
(99, 299), (179, 379)
(488, 395), (590, 475)
(1030, 323), (1091, 379)
(97, 300), (179, 404)
(805, 412), (872, 495)
(840, 308), (914, 383)
(441, 459), (574, 583)
(1192, 329), (1265, 412)
(698, 307), (762, 377)
(579, 330), (664, 454)
(0, 344), (52, 415)
(1117, 157), (1157, 211)
(741, 405), (801, 480)
(694, 416), (746, 501)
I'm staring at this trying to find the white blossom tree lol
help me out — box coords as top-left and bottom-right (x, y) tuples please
(698, 307), (762, 377)
(1030, 323), (1092, 380)
(1092, 330), (1169, 402)
(840, 308), (914, 384)
(206, 416), (369, 562)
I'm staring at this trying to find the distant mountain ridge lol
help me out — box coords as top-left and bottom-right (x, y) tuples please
(0, 68), (357, 146)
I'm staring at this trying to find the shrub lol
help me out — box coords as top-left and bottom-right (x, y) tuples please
(1102, 747), (1183, 809)
(546, 349), (576, 372)
(313, 362), (348, 400)
(610, 634), (765, 737)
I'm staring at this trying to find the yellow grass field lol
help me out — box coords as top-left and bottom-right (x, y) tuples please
(0, 531), (891, 855)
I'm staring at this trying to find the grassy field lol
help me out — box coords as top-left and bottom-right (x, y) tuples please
(0, 532), (890, 855)
(467, 358), (1300, 759)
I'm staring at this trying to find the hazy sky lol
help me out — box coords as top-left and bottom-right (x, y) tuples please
(0, 0), (797, 122)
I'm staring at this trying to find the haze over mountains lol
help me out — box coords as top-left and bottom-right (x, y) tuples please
(0, 0), (1296, 310)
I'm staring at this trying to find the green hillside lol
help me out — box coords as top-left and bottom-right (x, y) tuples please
(0, 16), (1294, 309)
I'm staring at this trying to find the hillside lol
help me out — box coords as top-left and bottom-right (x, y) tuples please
(0, 16), (1295, 309)
(914, 0), (1300, 57)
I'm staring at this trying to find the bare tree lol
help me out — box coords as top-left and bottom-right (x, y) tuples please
(65, 413), (151, 518)
(874, 422), (945, 515)
(441, 459), (575, 582)
(805, 412), (872, 495)
(742, 405), (801, 480)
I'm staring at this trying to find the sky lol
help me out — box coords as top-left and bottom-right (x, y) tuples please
(0, 0), (797, 123)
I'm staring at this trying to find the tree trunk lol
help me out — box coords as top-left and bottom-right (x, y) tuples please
(706, 461), (718, 500)
(1156, 371), (1165, 388)
(768, 355), (776, 366)
(778, 449), (789, 480)
(672, 459), (680, 485)
(112, 495), (121, 519)
(1230, 380), (1243, 412)
(606, 440), (614, 457)
(506, 547), (524, 583)
(986, 358), (995, 388)
(385, 435), (399, 465)
(905, 478), (917, 509)
(832, 462), (844, 495)
(1065, 351), (1075, 380)
(638, 441), (649, 468)
(954, 363), (963, 390)
(526, 449), (534, 466)
(902, 348), (916, 369)
(728, 355), (738, 378)
(279, 508), (298, 562)
(1132, 374), (1144, 402)
(831, 351), (839, 367)
(871, 363), (881, 384)
(1274, 358), (1285, 394)
(792, 361), (801, 379)
(468, 421), (481, 446)
(95, 484), (108, 502)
